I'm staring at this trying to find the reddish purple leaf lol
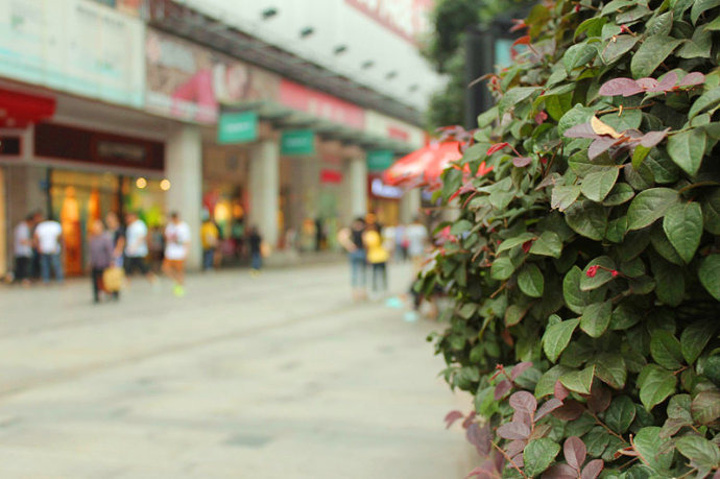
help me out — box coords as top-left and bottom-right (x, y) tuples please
(588, 137), (618, 160)
(554, 380), (570, 401)
(599, 78), (643, 97)
(494, 379), (513, 400)
(513, 410), (533, 427)
(510, 391), (538, 415)
(564, 122), (600, 139)
(465, 466), (493, 479)
(581, 459), (604, 479)
(542, 464), (578, 479)
(713, 470), (720, 479)
(497, 421), (531, 440)
(462, 412), (477, 430)
(512, 453), (524, 468)
(506, 439), (526, 458)
(636, 77), (658, 91)
(513, 156), (533, 167)
(564, 436), (587, 472)
(492, 450), (505, 472)
(552, 399), (585, 421)
(588, 385), (612, 414)
(467, 423), (492, 456)
(639, 128), (670, 148)
(511, 361), (534, 380)
(445, 410), (465, 429)
(649, 72), (678, 92)
(536, 398), (564, 421)
(487, 142), (510, 155)
(680, 72), (706, 87)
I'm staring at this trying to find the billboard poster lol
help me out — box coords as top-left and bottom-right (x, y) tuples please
(279, 80), (366, 130)
(345, 0), (433, 44)
(0, 0), (145, 108)
(145, 29), (280, 124)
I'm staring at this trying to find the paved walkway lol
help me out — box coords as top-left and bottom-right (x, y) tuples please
(0, 263), (474, 478)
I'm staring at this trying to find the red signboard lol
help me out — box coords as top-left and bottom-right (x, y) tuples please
(279, 80), (366, 130)
(345, 0), (433, 44)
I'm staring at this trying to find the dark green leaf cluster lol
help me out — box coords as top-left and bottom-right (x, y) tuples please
(424, 0), (720, 477)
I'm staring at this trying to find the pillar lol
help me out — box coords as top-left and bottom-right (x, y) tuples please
(348, 157), (368, 220)
(400, 188), (421, 224)
(249, 140), (280, 248)
(166, 125), (202, 270)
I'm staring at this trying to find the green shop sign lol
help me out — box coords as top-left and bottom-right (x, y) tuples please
(281, 130), (315, 156)
(367, 150), (395, 171)
(218, 112), (258, 144)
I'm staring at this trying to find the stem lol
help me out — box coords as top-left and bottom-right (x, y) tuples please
(673, 366), (689, 376)
(597, 102), (655, 116)
(590, 412), (628, 444)
(490, 282), (507, 299)
(678, 181), (720, 195)
(491, 441), (528, 479)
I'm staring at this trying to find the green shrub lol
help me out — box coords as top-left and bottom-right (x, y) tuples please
(424, 0), (720, 477)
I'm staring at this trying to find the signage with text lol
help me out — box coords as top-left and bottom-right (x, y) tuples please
(281, 130), (315, 156)
(218, 112), (258, 144)
(367, 150), (395, 171)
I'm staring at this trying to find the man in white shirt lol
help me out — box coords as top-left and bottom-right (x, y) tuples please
(124, 211), (155, 281)
(162, 211), (191, 297)
(13, 214), (35, 286)
(34, 214), (64, 284)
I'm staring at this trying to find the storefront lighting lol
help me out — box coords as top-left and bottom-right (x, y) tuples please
(136, 177), (147, 189)
(160, 179), (171, 191)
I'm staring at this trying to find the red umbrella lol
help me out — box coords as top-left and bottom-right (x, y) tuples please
(382, 142), (463, 188)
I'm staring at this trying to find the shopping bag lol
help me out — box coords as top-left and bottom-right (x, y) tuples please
(103, 266), (125, 292)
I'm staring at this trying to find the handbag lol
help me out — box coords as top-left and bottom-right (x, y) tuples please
(103, 266), (125, 292)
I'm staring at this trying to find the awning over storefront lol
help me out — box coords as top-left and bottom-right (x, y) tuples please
(0, 88), (56, 128)
(382, 142), (463, 189)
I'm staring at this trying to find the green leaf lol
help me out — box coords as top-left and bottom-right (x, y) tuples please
(499, 87), (541, 117)
(699, 254), (720, 300)
(662, 202), (703, 264)
(523, 438), (561, 477)
(581, 168), (620, 202)
(558, 105), (597, 135)
(688, 87), (720, 120)
(604, 396), (636, 433)
(543, 318), (580, 363)
(633, 427), (673, 474)
(504, 304), (527, 327)
(535, 365), (572, 398)
(490, 256), (516, 281)
(605, 216), (628, 243)
(702, 189), (720, 234)
(450, 219), (473, 236)
(691, 391), (720, 425)
(497, 232), (536, 254)
(650, 330), (684, 370)
(580, 301), (612, 338)
(632, 145), (652, 170)
(601, 35), (639, 64)
(651, 256), (685, 306)
(603, 183), (635, 206)
(650, 224), (685, 265)
(667, 128), (707, 176)
(681, 320), (717, 364)
(529, 231), (563, 258)
(627, 188), (679, 230)
(592, 352), (627, 389)
(551, 185), (582, 211)
(630, 36), (683, 78)
(691, 0), (720, 24)
(565, 200), (608, 241)
(560, 365), (595, 395)
(575, 16), (607, 39)
(564, 43), (598, 74)
(638, 365), (677, 411)
(563, 266), (605, 314)
(676, 436), (720, 477)
(645, 11), (674, 36)
(518, 264), (544, 298)
(580, 256), (616, 291)
(610, 302), (642, 330)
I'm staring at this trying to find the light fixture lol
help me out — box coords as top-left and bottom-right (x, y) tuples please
(160, 179), (171, 191)
(385, 70), (398, 80)
(136, 177), (147, 189)
(361, 60), (375, 69)
(300, 27), (315, 38)
(262, 7), (278, 19)
(333, 45), (348, 55)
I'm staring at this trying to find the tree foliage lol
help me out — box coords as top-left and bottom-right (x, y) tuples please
(425, 0), (720, 477)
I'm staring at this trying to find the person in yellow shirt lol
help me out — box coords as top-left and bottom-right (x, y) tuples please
(200, 214), (219, 271)
(364, 222), (389, 299)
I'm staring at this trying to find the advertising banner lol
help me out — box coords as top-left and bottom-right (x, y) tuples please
(345, 0), (432, 44)
(367, 150), (395, 171)
(279, 80), (366, 131)
(281, 130), (315, 156)
(145, 29), (281, 124)
(365, 110), (424, 149)
(0, 0), (145, 108)
(217, 112), (258, 144)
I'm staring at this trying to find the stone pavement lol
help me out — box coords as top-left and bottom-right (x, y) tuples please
(0, 263), (476, 478)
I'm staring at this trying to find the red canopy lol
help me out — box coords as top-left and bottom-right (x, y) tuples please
(0, 88), (56, 128)
(382, 142), (462, 189)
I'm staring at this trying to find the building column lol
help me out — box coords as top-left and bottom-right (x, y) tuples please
(166, 125), (203, 270)
(400, 188), (421, 224)
(348, 156), (368, 220)
(249, 139), (280, 248)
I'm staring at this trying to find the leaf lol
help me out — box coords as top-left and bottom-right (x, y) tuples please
(592, 353), (627, 389)
(580, 301), (612, 338)
(681, 320), (717, 364)
(599, 78), (642, 97)
(494, 379), (513, 400)
(632, 145), (652, 170)
(511, 362), (534, 381)
(530, 231), (563, 258)
(564, 266), (603, 314)
(691, 391), (720, 425)
(580, 256), (616, 291)
(499, 87), (541, 117)
(505, 304), (527, 327)
(676, 436), (720, 477)
(605, 396), (636, 434)
(651, 255), (685, 306)
(560, 366), (595, 395)
(518, 264), (545, 298)
(524, 438), (561, 477)
(491, 256), (516, 280)
(552, 185), (582, 211)
(444, 410), (464, 429)
(564, 436), (587, 472)
(650, 330), (684, 370)
(702, 189), (720, 234)
(699, 254), (720, 300)
(680, 71), (706, 86)
(543, 319), (580, 363)
(536, 398), (564, 421)
(691, 0), (720, 24)
(581, 459), (604, 479)
(581, 168), (619, 202)
(630, 36), (683, 79)
(496, 421), (531, 440)
(638, 365), (677, 411)
(543, 464), (577, 479)
(603, 183), (635, 206)
(633, 427), (673, 475)
(646, 11), (674, 36)
(590, 116), (623, 139)
(601, 35), (640, 65)
(662, 202), (703, 264)
(565, 200), (608, 241)
(689, 87), (720, 120)
(497, 232), (536, 254)
(564, 43), (598, 74)
(487, 142), (510, 156)
(627, 188), (679, 230)
(510, 391), (538, 415)
(667, 128), (707, 176)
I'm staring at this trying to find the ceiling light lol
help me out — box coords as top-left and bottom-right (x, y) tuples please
(136, 177), (147, 189)
(262, 7), (278, 19)
(361, 60), (375, 69)
(160, 179), (171, 191)
(333, 45), (348, 55)
(300, 27), (315, 38)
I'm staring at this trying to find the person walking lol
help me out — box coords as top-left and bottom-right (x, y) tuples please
(248, 226), (263, 276)
(201, 211), (220, 271)
(13, 214), (35, 286)
(338, 217), (367, 301)
(34, 214), (64, 284)
(405, 216), (429, 272)
(364, 222), (389, 300)
(124, 211), (155, 281)
(162, 212), (191, 297)
(88, 219), (114, 304)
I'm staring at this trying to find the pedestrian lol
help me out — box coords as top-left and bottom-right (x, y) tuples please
(124, 211), (155, 281)
(88, 219), (114, 304)
(34, 214), (64, 284)
(13, 214), (35, 286)
(363, 222), (389, 300)
(162, 211), (191, 297)
(337, 217), (368, 301)
(248, 226), (263, 276)
(201, 211), (219, 271)
(106, 212), (125, 264)
(405, 216), (429, 272)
